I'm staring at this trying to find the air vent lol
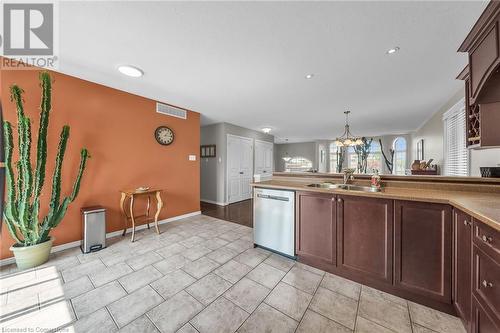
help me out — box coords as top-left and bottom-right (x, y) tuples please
(156, 102), (187, 119)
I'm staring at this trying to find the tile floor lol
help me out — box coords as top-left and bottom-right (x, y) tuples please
(0, 214), (466, 333)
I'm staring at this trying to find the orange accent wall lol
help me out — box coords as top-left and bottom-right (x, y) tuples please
(0, 66), (200, 260)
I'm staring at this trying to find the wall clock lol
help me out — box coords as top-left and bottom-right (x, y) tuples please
(154, 126), (174, 145)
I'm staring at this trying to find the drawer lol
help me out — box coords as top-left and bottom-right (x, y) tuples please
(473, 220), (500, 263)
(473, 245), (500, 326)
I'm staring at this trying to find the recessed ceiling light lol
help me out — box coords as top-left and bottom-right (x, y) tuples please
(386, 47), (400, 54)
(262, 127), (272, 134)
(117, 65), (144, 77)
(305, 74), (314, 79)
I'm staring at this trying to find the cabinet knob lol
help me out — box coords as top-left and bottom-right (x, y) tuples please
(481, 235), (493, 244)
(463, 220), (468, 226)
(337, 198), (342, 203)
(482, 280), (493, 288)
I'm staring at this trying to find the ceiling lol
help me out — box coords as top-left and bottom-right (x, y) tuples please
(55, 1), (488, 142)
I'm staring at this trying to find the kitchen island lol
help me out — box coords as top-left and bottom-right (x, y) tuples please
(251, 173), (500, 332)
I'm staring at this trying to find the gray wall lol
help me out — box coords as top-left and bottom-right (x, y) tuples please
(410, 89), (463, 170)
(410, 89), (500, 176)
(200, 122), (274, 204)
(274, 142), (317, 172)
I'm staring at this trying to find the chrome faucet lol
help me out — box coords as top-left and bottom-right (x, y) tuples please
(342, 169), (355, 185)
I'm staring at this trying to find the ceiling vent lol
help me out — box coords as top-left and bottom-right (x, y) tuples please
(156, 102), (187, 119)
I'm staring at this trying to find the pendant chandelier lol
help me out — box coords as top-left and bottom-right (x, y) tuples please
(334, 111), (363, 147)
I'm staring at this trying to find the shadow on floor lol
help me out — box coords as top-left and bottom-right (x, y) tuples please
(201, 199), (253, 227)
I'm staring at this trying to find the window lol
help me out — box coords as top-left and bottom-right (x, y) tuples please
(393, 137), (407, 175)
(329, 143), (340, 172)
(347, 146), (358, 171)
(367, 141), (383, 173)
(344, 141), (382, 173)
(285, 157), (313, 172)
(443, 99), (469, 176)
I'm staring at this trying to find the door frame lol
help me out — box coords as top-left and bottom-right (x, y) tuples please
(226, 134), (254, 204)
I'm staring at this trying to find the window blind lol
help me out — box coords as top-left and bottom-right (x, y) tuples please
(443, 99), (469, 176)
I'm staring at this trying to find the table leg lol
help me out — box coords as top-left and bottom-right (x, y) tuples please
(120, 192), (127, 236)
(154, 191), (163, 235)
(129, 194), (136, 242)
(146, 195), (151, 229)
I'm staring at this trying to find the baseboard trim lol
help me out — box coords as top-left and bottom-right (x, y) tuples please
(0, 210), (201, 267)
(200, 199), (227, 206)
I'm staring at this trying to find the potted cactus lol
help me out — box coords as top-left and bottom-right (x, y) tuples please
(3, 72), (89, 269)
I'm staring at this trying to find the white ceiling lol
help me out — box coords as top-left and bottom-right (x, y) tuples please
(55, 1), (488, 142)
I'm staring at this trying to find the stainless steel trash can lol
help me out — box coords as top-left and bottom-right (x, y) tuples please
(81, 206), (106, 253)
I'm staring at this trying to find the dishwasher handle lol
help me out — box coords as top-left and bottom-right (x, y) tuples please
(256, 193), (290, 202)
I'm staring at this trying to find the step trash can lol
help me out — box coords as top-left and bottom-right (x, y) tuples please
(81, 206), (106, 253)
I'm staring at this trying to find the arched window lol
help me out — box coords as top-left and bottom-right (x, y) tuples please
(285, 157), (313, 172)
(393, 137), (407, 175)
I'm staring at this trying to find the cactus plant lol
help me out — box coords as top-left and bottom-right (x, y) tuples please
(3, 72), (89, 247)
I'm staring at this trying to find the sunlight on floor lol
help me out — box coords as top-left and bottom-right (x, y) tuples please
(0, 265), (76, 332)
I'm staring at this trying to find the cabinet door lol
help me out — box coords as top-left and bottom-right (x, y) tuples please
(454, 209), (473, 331)
(394, 200), (452, 304)
(472, 296), (500, 333)
(296, 191), (336, 269)
(337, 195), (393, 285)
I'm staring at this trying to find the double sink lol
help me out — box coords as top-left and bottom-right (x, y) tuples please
(307, 182), (381, 193)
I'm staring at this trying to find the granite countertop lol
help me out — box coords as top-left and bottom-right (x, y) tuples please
(251, 179), (500, 231)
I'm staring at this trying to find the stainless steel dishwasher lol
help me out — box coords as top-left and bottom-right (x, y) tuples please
(253, 188), (295, 258)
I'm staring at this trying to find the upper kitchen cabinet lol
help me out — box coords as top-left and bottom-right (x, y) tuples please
(458, 1), (500, 148)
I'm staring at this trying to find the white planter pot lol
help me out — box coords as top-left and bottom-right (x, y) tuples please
(10, 237), (54, 270)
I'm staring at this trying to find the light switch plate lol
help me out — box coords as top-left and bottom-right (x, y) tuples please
(189, 155), (196, 161)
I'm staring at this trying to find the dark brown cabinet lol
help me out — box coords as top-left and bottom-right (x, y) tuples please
(337, 195), (393, 285)
(473, 246), (500, 327)
(454, 209), (473, 331)
(394, 200), (452, 304)
(458, 2), (500, 148)
(294, 190), (500, 328)
(296, 191), (336, 270)
(472, 296), (500, 333)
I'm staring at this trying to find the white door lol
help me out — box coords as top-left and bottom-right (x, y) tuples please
(227, 135), (254, 203)
(255, 140), (273, 176)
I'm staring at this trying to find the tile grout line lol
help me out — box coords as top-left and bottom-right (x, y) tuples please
(352, 285), (362, 332)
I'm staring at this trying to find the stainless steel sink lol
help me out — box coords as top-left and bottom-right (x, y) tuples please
(307, 183), (381, 192)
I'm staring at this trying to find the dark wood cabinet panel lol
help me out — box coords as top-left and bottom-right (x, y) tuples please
(473, 218), (500, 263)
(394, 200), (452, 304)
(473, 245), (500, 327)
(337, 195), (393, 285)
(470, 22), (500, 100)
(472, 296), (500, 333)
(458, 2), (500, 148)
(453, 209), (473, 331)
(296, 191), (336, 268)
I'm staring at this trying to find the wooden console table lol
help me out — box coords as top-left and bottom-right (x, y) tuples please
(119, 188), (164, 242)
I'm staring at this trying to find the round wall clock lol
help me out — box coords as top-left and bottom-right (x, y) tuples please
(154, 126), (174, 145)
